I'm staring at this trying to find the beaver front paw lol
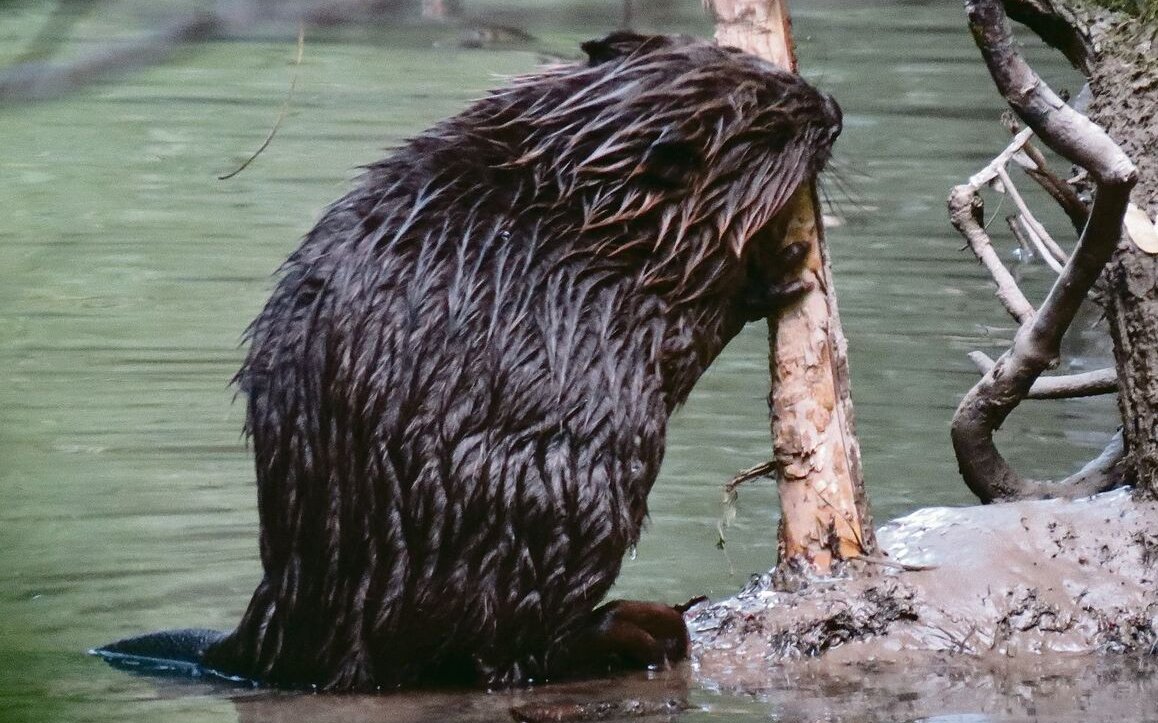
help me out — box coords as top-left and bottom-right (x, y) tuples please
(741, 239), (813, 322)
(568, 599), (690, 673)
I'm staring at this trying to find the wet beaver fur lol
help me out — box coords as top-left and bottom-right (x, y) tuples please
(95, 31), (841, 691)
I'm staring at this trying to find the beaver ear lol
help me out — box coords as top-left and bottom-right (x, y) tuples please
(581, 31), (658, 66)
(640, 138), (702, 189)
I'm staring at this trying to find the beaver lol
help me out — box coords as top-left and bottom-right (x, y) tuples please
(94, 31), (841, 691)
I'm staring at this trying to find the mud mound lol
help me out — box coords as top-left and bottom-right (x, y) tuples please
(690, 489), (1158, 696)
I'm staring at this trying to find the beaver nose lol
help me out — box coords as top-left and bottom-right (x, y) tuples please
(821, 93), (843, 140)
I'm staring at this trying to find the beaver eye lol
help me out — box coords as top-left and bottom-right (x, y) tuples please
(640, 139), (701, 189)
(763, 124), (794, 153)
(293, 276), (324, 311)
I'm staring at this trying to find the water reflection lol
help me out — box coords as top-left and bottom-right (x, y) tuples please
(136, 669), (691, 723)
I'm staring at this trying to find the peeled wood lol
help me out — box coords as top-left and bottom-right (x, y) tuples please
(707, 0), (875, 575)
(710, 0), (793, 70)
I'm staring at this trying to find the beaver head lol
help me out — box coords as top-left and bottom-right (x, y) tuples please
(393, 31), (841, 304)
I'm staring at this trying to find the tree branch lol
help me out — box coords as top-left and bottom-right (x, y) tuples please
(1059, 428), (1127, 492)
(0, 0), (411, 106)
(967, 351), (1117, 399)
(951, 0), (1136, 503)
(0, 12), (220, 104)
(948, 184), (1037, 325)
(1001, 0), (1093, 73)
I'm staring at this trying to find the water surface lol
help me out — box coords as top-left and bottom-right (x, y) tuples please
(0, 1), (1125, 720)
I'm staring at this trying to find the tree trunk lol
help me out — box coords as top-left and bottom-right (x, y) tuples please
(707, 0), (876, 579)
(1084, 11), (1158, 500)
(997, 1), (1158, 501)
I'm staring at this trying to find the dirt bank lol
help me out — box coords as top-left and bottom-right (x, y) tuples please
(688, 489), (1157, 715)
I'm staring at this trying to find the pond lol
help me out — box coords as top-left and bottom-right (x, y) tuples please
(0, 0), (1128, 720)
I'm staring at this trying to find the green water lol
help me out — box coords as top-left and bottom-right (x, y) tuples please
(0, 0), (1124, 720)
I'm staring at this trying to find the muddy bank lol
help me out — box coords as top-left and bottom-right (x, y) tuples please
(688, 489), (1157, 712)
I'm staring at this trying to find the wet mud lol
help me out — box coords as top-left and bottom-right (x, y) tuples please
(688, 489), (1158, 719)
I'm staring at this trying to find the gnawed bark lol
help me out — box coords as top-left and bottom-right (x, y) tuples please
(709, 0), (794, 70)
(766, 188), (875, 573)
(687, 2), (1156, 699)
(706, 0), (875, 578)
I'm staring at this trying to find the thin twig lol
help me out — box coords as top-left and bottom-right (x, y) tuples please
(995, 165), (1068, 268)
(723, 460), (775, 495)
(1002, 114), (1090, 231)
(717, 460), (775, 556)
(967, 351), (1117, 398)
(1005, 214), (1037, 261)
(968, 127), (1035, 188)
(949, 189), (1037, 324)
(218, 23), (305, 181)
(951, 127), (1041, 322)
(1011, 142), (1090, 232)
(1013, 212), (1065, 272)
(851, 555), (937, 572)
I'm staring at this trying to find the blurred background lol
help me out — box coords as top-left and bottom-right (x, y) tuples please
(0, 1), (1119, 720)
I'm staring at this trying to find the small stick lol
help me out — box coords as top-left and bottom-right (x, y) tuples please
(967, 127), (1035, 188)
(717, 461), (774, 556)
(995, 165), (1068, 268)
(219, 23), (305, 180)
(723, 460), (775, 495)
(1008, 213), (1064, 273)
(1005, 214), (1037, 261)
(1003, 118), (1089, 230)
(949, 190), (1037, 324)
(851, 555), (936, 572)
